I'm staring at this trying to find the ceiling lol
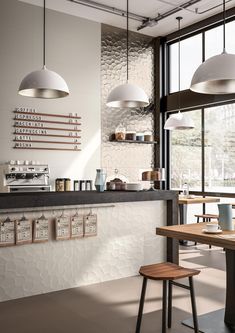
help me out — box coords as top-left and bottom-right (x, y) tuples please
(19, 0), (235, 37)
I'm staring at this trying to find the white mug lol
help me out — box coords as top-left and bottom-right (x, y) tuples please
(206, 223), (221, 232)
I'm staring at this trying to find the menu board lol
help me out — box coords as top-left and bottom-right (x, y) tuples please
(16, 219), (32, 245)
(33, 218), (49, 243)
(0, 219), (15, 247)
(55, 216), (70, 240)
(84, 214), (97, 237)
(13, 107), (81, 151)
(71, 215), (84, 239)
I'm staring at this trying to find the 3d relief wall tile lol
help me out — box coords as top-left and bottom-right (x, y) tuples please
(101, 24), (155, 183)
(0, 202), (165, 301)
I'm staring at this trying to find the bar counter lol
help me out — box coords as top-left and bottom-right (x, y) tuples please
(0, 189), (178, 302)
(0, 189), (178, 209)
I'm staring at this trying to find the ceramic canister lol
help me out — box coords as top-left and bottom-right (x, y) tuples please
(218, 203), (234, 231)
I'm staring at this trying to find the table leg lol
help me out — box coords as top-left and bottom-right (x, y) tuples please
(179, 204), (189, 245)
(224, 249), (235, 328)
(182, 249), (235, 333)
(179, 204), (187, 225)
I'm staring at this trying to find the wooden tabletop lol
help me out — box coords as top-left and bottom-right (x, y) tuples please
(178, 196), (220, 205)
(156, 222), (235, 250)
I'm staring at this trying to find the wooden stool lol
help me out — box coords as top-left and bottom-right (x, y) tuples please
(135, 262), (200, 333)
(195, 214), (219, 223)
(195, 214), (219, 248)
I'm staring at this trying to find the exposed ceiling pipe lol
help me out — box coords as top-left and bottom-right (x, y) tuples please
(68, 0), (235, 32)
(157, 0), (232, 15)
(67, 0), (147, 22)
(137, 0), (201, 30)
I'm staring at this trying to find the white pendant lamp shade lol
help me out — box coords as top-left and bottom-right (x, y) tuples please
(164, 112), (194, 130)
(106, 82), (149, 108)
(190, 0), (235, 95)
(18, 66), (69, 98)
(106, 0), (149, 108)
(190, 52), (235, 94)
(18, 0), (69, 99)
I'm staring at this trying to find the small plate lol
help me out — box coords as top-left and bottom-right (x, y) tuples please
(202, 228), (222, 234)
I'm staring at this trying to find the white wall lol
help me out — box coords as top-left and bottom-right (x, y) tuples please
(0, 0), (101, 186)
(0, 201), (166, 301)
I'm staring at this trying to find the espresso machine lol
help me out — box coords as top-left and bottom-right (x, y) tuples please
(0, 161), (51, 192)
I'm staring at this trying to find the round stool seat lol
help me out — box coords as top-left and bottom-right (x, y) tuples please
(139, 262), (200, 281)
(194, 214), (218, 219)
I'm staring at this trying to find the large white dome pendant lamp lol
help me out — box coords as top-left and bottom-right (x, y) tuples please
(106, 0), (149, 108)
(18, 0), (69, 98)
(190, 0), (235, 94)
(164, 17), (194, 130)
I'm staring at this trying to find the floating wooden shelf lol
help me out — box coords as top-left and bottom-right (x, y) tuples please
(14, 125), (81, 132)
(14, 147), (81, 151)
(14, 140), (81, 145)
(14, 118), (81, 126)
(13, 133), (81, 138)
(14, 110), (81, 119)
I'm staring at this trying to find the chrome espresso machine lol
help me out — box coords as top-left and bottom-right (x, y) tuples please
(0, 161), (51, 192)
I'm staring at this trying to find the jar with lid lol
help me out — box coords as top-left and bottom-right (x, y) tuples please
(55, 178), (64, 192)
(64, 178), (71, 191)
(115, 124), (126, 141)
(144, 130), (153, 142)
(125, 131), (136, 141)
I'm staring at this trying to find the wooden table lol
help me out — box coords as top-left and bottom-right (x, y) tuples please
(156, 222), (235, 333)
(178, 196), (220, 246)
(178, 196), (220, 224)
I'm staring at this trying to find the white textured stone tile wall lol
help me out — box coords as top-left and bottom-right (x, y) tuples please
(0, 201), (166, 302)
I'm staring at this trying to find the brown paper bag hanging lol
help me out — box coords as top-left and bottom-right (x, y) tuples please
(33, 214), (49, 243)
(84, 214), (97, 237)
(0, 217), (15, 247)
(71, 214), (84, 239)
(55, 214), (70, 240)
(16, 216), (32, 245)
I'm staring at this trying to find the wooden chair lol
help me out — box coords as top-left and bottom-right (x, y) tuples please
(135, 262), (200, 333)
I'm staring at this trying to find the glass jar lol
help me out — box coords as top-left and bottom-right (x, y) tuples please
(55, 178), (64, 192)
(115, 124), (126, 141)
(64, 178), (71, 191)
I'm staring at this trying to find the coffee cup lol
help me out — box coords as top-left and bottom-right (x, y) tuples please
(206, 223), (221, 232)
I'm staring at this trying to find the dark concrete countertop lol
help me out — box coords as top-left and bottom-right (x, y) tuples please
(0, 190), (177, 209)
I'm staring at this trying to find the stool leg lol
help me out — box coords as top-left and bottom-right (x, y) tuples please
(208, 218), (212, 249)
(195, 217), (199, 245)
(135, 277), (147, 333)
(189, 276), (199, 333)
(162, 280), (167, 333)
(168, 280), (172, 328)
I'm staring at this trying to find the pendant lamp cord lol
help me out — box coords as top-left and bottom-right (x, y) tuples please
(43, 0), (46, 67)
(126, 0), (129, 82)
(223, 0), (226, 53)
(177, 17), (182, 111)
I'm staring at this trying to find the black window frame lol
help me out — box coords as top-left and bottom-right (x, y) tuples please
(161, 6), (235, 198)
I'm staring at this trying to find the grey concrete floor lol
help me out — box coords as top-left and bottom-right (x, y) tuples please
(0, 245), (226, 333)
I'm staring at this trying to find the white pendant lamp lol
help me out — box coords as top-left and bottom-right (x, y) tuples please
(164, 17), (194, 130)
(190, 0), (235, 94)
(18, 0), (69, 98)
(106, 0), (149, 108)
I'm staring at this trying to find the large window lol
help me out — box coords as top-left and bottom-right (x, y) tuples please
(205, 104), (235, 193)
(169, 20), (235, 93)
(169, 34), (202, 93)
(170, 110), (201, 190)
(170, 103), (235, 194)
